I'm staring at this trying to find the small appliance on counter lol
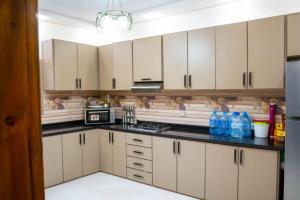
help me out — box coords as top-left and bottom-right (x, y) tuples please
(84, 106), (115, 125)
(122, 105), (136, 124)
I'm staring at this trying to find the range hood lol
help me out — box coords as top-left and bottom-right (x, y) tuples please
(131, 81), (163, 93)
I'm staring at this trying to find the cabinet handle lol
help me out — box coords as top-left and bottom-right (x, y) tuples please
(75, 78), (78, 89)
(249, 72), (253, 87)
(188, 75), (192, 88)
(240, 150), (244, 165)
(109, 132), (111, 143)
(173, 141), (176, 154)
(79, 78), (82, 89)
(141, 78), (151, 81)
(184, 75), (187, 88)
(177, 141), (180, 155)
(133, 162), (144, 167)
(79, 134), (82, 145)
(234, 149), (237, 164)
(83, 133), (85, 144)
(133, 150), (144, 155)
(243, 72), (246, 88)
(112, 132), (114, 144)
(133, 139), (143, 143)
(133, 174), (144, 179)
(112, 78), (116, 89)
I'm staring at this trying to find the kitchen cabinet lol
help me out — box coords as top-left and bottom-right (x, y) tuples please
(113, 41), (133, 90)
(206, 143), (279, 200)
(77, 44), (99, 90)
(163, 32), (188, 89)
(99, 129), (126, 177)
(216, 22), (247, 89)
(288, 13), (300, 56)
(98, 44), (114, 90)
(248, 16), (285, 89)
(62, 130), (100, 182)
(43, 135), (63, 188)
(188, 27), (216, 89)
(133, 36), (162, 82)
(153, 137), (205, 198)
(42, 39), (98, 90)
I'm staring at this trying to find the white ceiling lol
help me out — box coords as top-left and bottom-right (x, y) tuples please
(39, 0), (240, 24)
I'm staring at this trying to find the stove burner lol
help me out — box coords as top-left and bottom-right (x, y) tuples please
(128, 122), (170, 133)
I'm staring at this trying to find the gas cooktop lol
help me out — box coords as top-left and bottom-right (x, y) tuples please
(127, 121), (170, 134)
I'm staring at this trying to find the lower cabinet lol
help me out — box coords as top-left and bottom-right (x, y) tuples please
(43, 135), (64, 188)
(206, 143), (279, 200)
(153, 137), (205, 199)
(99, 129), (126, 177)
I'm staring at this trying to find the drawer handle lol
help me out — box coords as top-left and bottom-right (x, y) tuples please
(133, 139), (143, 142)
(134, 174), (144, 179)
(133, 162), (144, 167)
(133, 151), (144, 155)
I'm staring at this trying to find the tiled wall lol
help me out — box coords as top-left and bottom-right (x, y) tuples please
(42, 93), (285, 126)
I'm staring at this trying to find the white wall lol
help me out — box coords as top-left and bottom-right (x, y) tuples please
(38, 0), (300, 56)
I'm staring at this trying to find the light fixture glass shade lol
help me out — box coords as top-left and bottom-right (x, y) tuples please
(96, 10), (132, 32)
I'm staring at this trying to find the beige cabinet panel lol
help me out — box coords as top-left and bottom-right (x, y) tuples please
(42, 40), (55, 90)
(99, 45), (113, 90)
(43, 135), (63, 188)
(62, 132), (83, 181)
(127, 156), (153, 173)
(288, 13), (300, 56)
(82, 129), (100, 176)
(112, 131), (127, 177)
(216, 22), (247, 89)
(133, 36), (162, 82)
(238, 148), (279, 200)
(177, 140), (205, 199)
(206, 143), (238, 200)
(126, 133), (152, 148)
(188, 27), (216, 89)
(153, 137), (177, 191)
(248, 16), (285, 89)
(127, 145), (152, 160)
(127, 168), (153, 185)
(163, 32), (188, 89)
(78, 44), (99, 90)
(99, 129), (113, 173)
(113, 41), (133, 90)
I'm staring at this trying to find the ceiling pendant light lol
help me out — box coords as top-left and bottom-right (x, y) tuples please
(96, 0), (133, 32)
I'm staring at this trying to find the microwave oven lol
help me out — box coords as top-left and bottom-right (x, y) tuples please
(84, 107), (115, 125)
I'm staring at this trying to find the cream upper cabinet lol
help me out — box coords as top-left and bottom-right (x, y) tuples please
(43, 135), (63, 188)
(238, 148), (279, 200)
(113, 41), (133, 90)
(206, 143), (239, 200)
(188, 27), (216, 89)
(248, 16), (285, 89)
(133, 36), (162, 82)
(42, 39), (78, 90)
(99, 45), (114, 90)
(82, 129), (100, 176)
(77, 44), (99, 90)
(216, 22), (247, 89)
(177, 140), (205, 199)
(163, 32), (188, 89)
(288, 13), (300, 56)
(153, 137), (177, 191)
(112, 131), (127, 177)
(99, 129), (113, 173)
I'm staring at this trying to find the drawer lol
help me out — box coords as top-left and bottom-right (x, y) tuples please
(127, 156), (152, 172)
(127, 168), (152, 185)
(127, 145), (152, 160)
(127, 133), (152, 148)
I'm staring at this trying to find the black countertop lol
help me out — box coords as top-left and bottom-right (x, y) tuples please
(42, 121), (285, 152)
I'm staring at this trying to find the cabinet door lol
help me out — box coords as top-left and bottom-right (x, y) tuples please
(62, 132), (83, 181)
(177, 140), (205, 199)
(53, 40), (78, 90)
(206, 143), (238, 200)
(78, 44), (98, 90)
(163, 32), (187, 89)
(82, 129), (100, 176)
(99, 129), (113, 173)
(216, 22), (247, 89)
(238, 148), (279, 200)
(99, 45), (113, 90)
(248, 16), (285, 89)
(188, 27), (216, 89)
(153, 137), (177, 191)
(112, 131), (127, 177)
(133, 36), (162, 82)
(113, 41), (133, 90)
(43, 135), (63, 188)
(288, 13), (300, 56)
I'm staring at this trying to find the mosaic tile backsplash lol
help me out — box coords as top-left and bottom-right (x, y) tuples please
(42, 93), (286, 126)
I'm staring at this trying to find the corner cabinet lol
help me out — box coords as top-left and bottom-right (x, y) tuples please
(133, 36), (162, 82)
(288, 13), (300, 56)
(206, 143), (279, 200)
(42, 39), (99, 90)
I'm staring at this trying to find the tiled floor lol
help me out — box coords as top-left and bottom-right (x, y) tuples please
(45, 172), (197, 200)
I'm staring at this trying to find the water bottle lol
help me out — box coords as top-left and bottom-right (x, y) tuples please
(241, 112), (252, 137)
(231, 112), (242, 138)
(209, 111), (219, 135)
(219, 112), (229, 135)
